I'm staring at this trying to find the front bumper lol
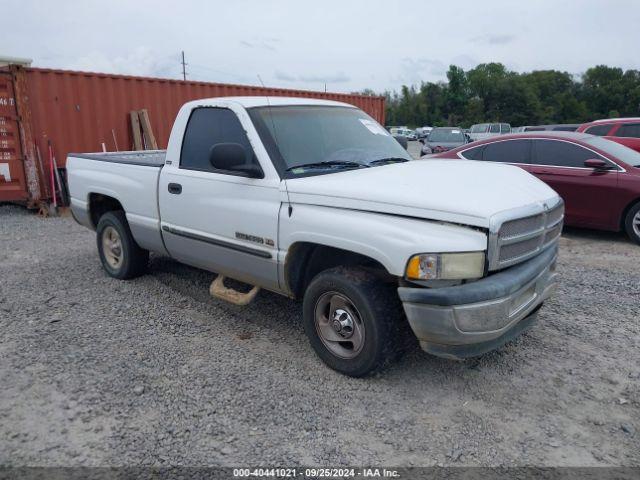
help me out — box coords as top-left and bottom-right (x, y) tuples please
(398, 246), (558, 359)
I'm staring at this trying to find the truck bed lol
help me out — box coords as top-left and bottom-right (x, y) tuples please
(68, 150), (166, 167)
(67, 150), (168, 255)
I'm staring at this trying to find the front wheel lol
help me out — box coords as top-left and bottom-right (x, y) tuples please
(302, 267), (404, 377)
(624, 202), (640, 245)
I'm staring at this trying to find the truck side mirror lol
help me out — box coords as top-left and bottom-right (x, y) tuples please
(209, 143), (263, 178)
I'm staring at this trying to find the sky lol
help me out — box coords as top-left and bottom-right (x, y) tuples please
(2, 0), (640, 94)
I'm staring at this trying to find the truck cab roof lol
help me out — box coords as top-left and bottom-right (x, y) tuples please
(181, 96), (356, 109)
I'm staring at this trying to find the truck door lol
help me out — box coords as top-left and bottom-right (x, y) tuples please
(158, 106), (283, 291)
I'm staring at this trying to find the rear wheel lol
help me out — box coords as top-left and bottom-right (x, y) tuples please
(302, 267), (404, 377)
(624, 202), (640, 245)
(96, 211), (148, 279)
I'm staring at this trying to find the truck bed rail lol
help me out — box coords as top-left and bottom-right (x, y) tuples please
(68, 150), (166, 167)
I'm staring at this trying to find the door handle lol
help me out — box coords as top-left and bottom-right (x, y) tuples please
(168, 183), (182, 194)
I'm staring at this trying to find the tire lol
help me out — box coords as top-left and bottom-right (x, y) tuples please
(96, 211), (148, 279)
(624, 202), (640, 245)
(302, 266), (405, 377)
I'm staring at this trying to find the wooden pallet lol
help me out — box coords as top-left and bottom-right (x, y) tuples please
(130, 109), (158, 150)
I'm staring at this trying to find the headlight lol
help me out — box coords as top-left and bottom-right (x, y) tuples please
(405, 252), (485, 280)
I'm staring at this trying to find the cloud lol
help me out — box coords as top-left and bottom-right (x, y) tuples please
(63, 47), (176, 78)
(471, 34), (517, 45)
(240, 37), (279, 51)
(274, 70), (296, 81)
(392, 57), (448, 85)
(401, 58), (447, 76)
(275, 71), (350, 83)
(299, 72), (350, 83)
(450, 54), (479, 70)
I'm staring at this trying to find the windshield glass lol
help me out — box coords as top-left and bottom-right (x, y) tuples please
(427, 129), (465, 143)
(585, 136), (640, 167)
(471, 124), (488, 133)
(249, 106), (412, 176)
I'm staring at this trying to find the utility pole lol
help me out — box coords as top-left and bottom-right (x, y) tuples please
(181, 51), (187, 81)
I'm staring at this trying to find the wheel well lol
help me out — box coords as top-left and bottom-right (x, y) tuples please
(285, 242), (394, 299)
(88, 193), (124, 228)
(620, 197), (640, 230)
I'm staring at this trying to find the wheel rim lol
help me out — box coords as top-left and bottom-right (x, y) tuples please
(634, 211), (640, 238)
(102, 226), (123, 269)
(314, 292), (365, 359)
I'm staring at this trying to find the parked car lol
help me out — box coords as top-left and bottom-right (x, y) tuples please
(430, 131), (640, 244)
(67, 96), (561, 376)
(390, 126), (415, 139)
(469, 123), (511, 141)
(577, 118), (640, 153)
(512, 124), (578, 133)
(415, 126), (433, 139)
(392, 134), (408, 149)
(544, 124), (580, 132)
(420, 127), (470, 155)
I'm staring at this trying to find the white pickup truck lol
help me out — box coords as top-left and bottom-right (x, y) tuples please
(67, 97), (562, 377)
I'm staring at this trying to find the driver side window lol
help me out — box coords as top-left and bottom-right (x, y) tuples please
(180, 107), (259, 175)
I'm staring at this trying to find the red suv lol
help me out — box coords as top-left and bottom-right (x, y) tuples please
(430, 132), (640, 244)
(577, 118), (640, 153)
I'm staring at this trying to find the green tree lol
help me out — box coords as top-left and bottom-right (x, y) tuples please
(381, 63), (640, 128)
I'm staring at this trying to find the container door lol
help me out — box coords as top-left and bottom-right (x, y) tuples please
(0, 71), (28, 201)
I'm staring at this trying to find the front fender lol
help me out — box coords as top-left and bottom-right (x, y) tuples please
(279, 204), (488, 277)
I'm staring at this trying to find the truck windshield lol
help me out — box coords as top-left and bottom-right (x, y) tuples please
(248, 106), (412, 177)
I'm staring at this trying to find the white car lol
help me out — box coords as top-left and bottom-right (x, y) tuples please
(390, 127), (416, 139)
(67, 97), (561, 376)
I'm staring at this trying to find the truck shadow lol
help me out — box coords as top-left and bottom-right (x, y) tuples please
(145, 254), (525, 379)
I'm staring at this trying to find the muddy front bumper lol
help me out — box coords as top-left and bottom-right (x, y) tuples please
(398, 246), (558, 359)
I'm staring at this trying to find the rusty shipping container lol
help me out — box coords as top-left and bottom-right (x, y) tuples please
(0, 65), (385, 206)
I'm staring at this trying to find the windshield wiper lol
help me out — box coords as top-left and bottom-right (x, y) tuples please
(368, 157), (410, 166)
(285, 160), (369, 172)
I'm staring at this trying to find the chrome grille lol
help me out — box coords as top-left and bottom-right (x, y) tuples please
(544, 222), (563, 244)
(489, 200), (564, 270)
(546, 204), (564, 227)
(499, 236), (543, 263)
(500, 215), (545, 239)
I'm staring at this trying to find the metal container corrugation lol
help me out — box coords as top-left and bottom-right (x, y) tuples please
(0, 66), (385, 205)
(26, 67), (386, 169)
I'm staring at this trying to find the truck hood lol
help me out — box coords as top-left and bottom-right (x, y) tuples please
(285, 160), (559, 228)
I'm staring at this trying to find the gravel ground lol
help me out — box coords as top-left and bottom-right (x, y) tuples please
(1, 204), (638, 467)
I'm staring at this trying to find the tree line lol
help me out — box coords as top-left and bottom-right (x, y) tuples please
(362, 63), (640, 128)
